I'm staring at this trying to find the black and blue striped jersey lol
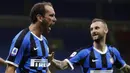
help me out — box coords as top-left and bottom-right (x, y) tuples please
(6, 28), (50, 73)
(65, 46), (126, 73)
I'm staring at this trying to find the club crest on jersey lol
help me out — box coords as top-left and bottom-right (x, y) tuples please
(70, 52), (77, 57)
(11, 47), (18, 56)
(110, 57), (114, 64)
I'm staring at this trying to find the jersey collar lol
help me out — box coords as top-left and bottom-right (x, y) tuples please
(93, 46), (108, 54)
(31, 32), (43, 41)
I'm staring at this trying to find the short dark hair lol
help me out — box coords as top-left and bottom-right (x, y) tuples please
(92, 18), (107, 25)
(92, 18), (108, 30)
(30, 1), (53, 23)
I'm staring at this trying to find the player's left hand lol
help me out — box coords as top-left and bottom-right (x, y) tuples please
(121, 64), (130, 73)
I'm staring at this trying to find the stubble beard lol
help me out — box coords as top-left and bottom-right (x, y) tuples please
(92, 35), (103, 43)
(41, 21), (49, 37)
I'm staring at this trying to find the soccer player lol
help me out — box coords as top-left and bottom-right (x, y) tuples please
(52, 18), (130, 73)
(5, 1), (56, 73)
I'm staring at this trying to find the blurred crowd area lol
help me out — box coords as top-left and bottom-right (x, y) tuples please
(0, 0), (130, 73)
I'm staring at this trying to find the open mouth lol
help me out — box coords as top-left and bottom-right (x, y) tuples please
(48, 24), (53, 31)
(92, 32), (98, 36)
(48, 25), (53, 31)
(92, 33), (98, 36)
(48, 27), (51, 31)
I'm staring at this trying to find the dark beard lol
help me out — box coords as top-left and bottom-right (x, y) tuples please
(93, 35), (103, 43)
(41, 19), (49, 37)
(94, 38), (101, 43)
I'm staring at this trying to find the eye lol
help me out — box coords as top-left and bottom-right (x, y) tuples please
(95, 26), (99, 30)
(49, 14), (55, 17)
(90, 28), (93, 31)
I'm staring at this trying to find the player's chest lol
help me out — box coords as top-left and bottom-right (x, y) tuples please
(84, 52), (114, 68)
(28, 39), (49, 57)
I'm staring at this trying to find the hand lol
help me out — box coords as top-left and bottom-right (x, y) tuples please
(48, 52), (55, 62)
(121, 64), (130, 73)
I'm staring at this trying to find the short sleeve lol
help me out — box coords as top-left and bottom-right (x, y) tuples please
(113, 47), (126, 69)
(65, 49), (89, 70)
(5, 30), (28, 67)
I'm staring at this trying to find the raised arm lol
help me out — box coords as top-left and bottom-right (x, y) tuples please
(51, 48), (88, 70)
(52, 59), (69, 70)
(48, 52), (70, 70)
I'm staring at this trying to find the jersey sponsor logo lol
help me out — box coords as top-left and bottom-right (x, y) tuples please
(34, 47), (38, 50)
(70, 52), (77, 57)
(92, 59), (98, 62)
(30, 59), (49, 67)
(11, 47), (18, 56)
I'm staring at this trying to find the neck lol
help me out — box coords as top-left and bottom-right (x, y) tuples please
(93, 37), (106, 52)
(29, 22), (43, 38)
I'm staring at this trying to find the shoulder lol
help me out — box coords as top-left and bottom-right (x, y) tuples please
(14, 28), (29, 39)
(75, 45), (92, 52)
(12, 28), (30, 44)
(108, 45), (117, 50)
(107, 45), (120, 54)
(70, 46), (92, 57)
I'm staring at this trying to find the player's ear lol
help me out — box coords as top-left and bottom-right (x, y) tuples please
(36, 14), (44, 22)
(104, 25), (108, 34)
(104, 28), (108, 34)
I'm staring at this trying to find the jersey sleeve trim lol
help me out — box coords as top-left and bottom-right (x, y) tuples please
(5, 60), (18, 67)
(64, 59), (74, 70)
(120, 64), (126, 70)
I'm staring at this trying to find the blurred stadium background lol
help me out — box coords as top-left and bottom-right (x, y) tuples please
(0, 0), (130, 73)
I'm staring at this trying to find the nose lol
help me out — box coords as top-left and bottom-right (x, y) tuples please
(54, 17), (57, 22)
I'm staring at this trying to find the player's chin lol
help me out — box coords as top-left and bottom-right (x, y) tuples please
(92, 36), (99, 41)
(93, 38), (97, 41)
